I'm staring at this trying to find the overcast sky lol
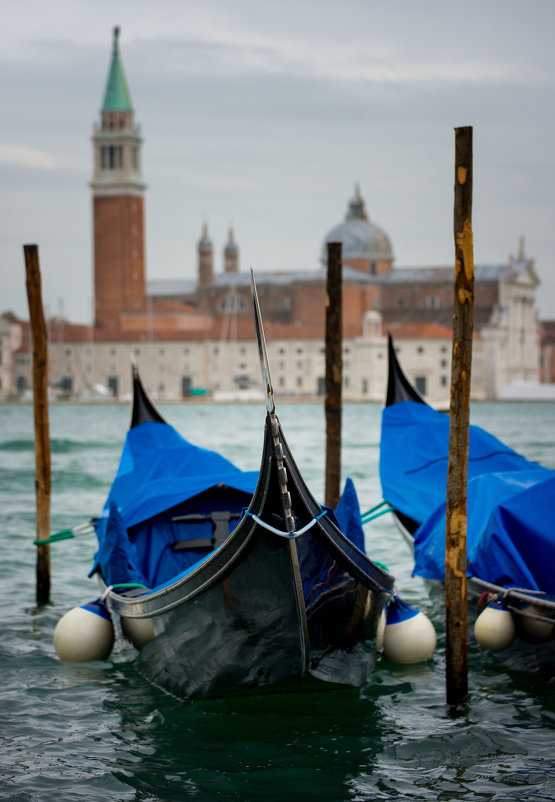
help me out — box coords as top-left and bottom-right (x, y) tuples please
(1, 0), (554, 322)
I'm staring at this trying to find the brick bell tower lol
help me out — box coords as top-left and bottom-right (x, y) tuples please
(91, 27), (146, 331)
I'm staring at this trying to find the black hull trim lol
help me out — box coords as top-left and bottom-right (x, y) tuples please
(385, 333), (426, 407)
(130, 364), (167, 427)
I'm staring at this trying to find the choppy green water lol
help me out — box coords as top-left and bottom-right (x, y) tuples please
(1, 400), (554, 801)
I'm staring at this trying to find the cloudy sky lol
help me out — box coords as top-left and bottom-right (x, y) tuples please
(1, 0), (554, 322)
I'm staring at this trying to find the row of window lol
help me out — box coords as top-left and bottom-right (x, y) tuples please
(396, 296), (444, 309)
(99, 145), (139, 171)
(74, 364), (450, 387)
(89, 343), (448, 359)
(64, 353), (448, 375)
(63, 342), (449, 366)
(22, 369), (450, 399)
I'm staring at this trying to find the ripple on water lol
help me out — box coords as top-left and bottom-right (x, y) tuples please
(1, 402), (555, 801)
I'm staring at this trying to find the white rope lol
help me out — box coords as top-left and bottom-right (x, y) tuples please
(247, 510), (326, 538)
(100, 585), (113, 602)
(72, 522), (96, 534)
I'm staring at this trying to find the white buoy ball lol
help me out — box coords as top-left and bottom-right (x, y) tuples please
(375, 609), (386, 652)
(474, 601), (515, 652)
(54, 600), (114, 662)
(121, 615), (155, 649)
(383, 596), (437, 664)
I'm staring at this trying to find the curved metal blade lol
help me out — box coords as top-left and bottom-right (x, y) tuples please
(250, 269), (275, 414)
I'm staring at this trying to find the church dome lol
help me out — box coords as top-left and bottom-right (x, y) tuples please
(321, 186), (393, 265)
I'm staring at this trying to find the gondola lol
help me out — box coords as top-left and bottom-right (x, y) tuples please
(54, 275), (394, 699)
(379, 334), (555, 670)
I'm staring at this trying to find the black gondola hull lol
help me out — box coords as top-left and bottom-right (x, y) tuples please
(104, 416), (393, 699)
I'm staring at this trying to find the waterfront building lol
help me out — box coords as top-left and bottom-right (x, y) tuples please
(0, 28), (547, 403)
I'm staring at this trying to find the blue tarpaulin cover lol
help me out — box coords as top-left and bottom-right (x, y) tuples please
(90, 421), (259, 585)
(100, 421), (259, 529)
(90, 420), (369, 591)
(380, 401), (554, 592)
(91, 500), (148, 587)
(333, 477), (366, 555)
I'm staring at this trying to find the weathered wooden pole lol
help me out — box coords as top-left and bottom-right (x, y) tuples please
(445, 126), (474, 705)
(24, 244), (51, 605)
(325, 241), (342, 509)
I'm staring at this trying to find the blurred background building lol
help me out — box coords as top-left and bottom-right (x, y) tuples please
(2, 28), (551, 403)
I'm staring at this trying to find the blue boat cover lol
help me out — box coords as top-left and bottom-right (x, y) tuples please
(91, 500), (148, 587)
(102, 421), (259, 528)
(90, 421), (259, 584)
(380, 401), (554, 592)
(333, 477), (366, 555)
(90, 420), (370, 591)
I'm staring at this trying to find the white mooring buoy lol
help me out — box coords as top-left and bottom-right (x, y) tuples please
(54, 599), (114, 662)
(383, 595), (437, 664)
(517, 605), (554, 645)
(474, 597), (515, 652)
(121, 615), (155, 649)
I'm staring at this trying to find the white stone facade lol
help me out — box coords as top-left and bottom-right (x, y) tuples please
(0, 257), (540, 404)
(41, 320), (477, 405)
(0, 315), (25, 398)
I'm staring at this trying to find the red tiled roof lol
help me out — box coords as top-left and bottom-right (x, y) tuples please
(48, 321), (91, 343)
(384, 322), (453, 339)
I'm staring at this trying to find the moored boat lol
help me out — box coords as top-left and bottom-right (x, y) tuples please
(379, 334), (555, 671)
(54, 279), (395, 698)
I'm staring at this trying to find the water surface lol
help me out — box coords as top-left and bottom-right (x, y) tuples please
(1, 400), (554, 801)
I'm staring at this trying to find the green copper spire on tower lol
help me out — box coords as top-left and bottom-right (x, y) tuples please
(101, 27), (133, 113)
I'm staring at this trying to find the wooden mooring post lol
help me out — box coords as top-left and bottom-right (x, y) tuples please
(24, 244), (51, 605)
(445, 126), (474, 706)
(325, 242), (342, 509)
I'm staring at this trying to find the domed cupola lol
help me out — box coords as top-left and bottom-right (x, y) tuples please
(321, 185), (394, 275)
